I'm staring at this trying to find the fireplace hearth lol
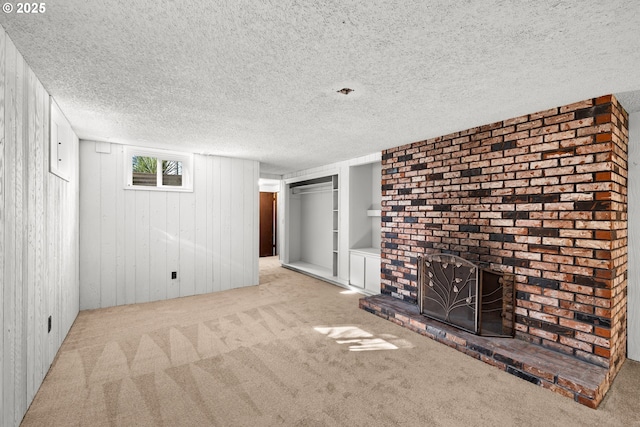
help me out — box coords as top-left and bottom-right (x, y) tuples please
(359, 294), (610, 408)
(418, 254), (515, 337)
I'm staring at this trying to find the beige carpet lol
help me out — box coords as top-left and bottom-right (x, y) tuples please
(21, 257), (640, 426)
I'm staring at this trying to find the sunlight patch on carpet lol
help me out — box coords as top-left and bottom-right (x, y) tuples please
(314, 326), (412, 352)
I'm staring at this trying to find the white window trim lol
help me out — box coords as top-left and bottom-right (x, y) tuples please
(124, 146), (194, 192)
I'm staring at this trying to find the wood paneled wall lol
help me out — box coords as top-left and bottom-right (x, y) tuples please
(79, 142), (259, 309)
(0, 29), (80, 426)
(628, 111), (639, 362)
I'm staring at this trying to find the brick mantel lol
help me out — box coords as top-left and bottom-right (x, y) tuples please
(380, 95), (628, 383)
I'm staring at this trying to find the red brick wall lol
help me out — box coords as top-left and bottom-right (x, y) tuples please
(609, 97), (628, 378)
(381, 95), (628, 375)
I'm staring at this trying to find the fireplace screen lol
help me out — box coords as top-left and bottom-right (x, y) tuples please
(418, 253), (514, 337)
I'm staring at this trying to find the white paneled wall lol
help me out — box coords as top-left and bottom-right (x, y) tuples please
(628, 112), (639, 362)
(1, 28), (80, 426)
(79, 142), (259, 310)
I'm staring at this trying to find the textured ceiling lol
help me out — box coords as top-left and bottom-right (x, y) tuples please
(1, 1), (639, 175)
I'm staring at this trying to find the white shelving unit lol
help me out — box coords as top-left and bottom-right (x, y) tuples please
(348, 161), (382, 295)
(332, 175), (339, 277)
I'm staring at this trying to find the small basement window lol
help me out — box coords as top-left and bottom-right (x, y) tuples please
(124, 146), (193, 191)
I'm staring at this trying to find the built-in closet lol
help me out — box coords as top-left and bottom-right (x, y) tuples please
(284, 175), (341, 281)
(281, 153), (382, 294)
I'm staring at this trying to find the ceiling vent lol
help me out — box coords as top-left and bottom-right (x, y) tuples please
(337, 88), (354, 95)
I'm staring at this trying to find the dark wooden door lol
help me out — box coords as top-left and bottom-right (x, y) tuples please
(259, 192), (277, 257)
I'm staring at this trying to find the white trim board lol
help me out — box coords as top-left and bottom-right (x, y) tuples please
(628, 111), (640, 362)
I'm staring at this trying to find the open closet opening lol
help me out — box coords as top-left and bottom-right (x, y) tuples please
(284, 175), (341, 282)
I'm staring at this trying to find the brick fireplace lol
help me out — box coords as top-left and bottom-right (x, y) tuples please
(360, 95), (628, 407)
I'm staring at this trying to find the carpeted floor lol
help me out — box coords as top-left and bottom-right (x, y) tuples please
(21, 257), (640, 426)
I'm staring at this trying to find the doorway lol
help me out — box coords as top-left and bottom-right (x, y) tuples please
(260, 192), (278, 257)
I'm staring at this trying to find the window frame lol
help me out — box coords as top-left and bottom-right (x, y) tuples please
(124, 146), (194, 192)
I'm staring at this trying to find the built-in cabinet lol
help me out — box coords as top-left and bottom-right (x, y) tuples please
(349, 248), (381, 293)
(348, 162), (382, 294)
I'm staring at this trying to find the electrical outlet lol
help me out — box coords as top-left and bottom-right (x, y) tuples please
(48, 316), (52, 333)
(171, 271), (177, 279)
